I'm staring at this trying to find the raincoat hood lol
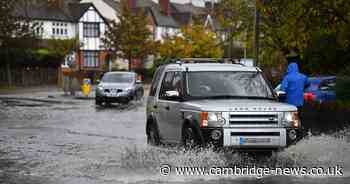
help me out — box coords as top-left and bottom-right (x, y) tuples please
(281, 62), (309, 107)
(287, 63), (299, 73)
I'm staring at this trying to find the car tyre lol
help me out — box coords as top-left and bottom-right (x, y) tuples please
(105, 101), (111, 106)
(136, 89), (144, 101)
(147, 123), (160, 146)
(182, 126), (199, 149)
(95, 97), (103, 106)
(121, 98), (130, 105)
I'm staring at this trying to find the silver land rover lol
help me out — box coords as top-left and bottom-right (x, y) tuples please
(146, 59), (302, 149)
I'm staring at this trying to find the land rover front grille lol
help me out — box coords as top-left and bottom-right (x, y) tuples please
(229, 114), (278, 125)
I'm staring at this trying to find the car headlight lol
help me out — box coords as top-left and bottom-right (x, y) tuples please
(283, 112), (300, 128)
(97, 86), (104, 91)
(201, 112), (226, 127)
(122, 88), (133, 94)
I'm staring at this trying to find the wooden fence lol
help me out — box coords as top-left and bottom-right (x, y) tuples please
(0, 65), (58, 86)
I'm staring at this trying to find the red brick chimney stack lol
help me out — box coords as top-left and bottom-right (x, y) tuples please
(127, 0), (136, 9)
(159, 0), (171, 16)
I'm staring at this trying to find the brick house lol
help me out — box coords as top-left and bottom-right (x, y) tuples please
(14, 0), (110, 84)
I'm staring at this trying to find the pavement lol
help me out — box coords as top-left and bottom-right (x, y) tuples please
(0, 84), (151, 102)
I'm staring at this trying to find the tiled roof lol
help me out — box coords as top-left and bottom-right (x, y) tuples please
(170, 2), (209, 26)
(13, 0), (96, 22)
(134, 0), (179, 27)
(68, 3), (93, 21)
(171, 2), (207, 15)
(14, 2), (71, 22)
(103, 0), (121, 12)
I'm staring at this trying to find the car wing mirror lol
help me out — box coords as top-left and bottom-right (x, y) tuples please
(136, 79), (142, 84)
(276, 90), (286, 97)
(165, 90), (179, 97)
(96, 79), (100, 84)
(164, 90), (181, 101)
(275, 90), (286, 102)
(320, 86), (329, 91)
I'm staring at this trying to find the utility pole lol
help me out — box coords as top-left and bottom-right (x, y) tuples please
(229, 27), (233, 59)
(189, 0), (193, 26)
(5, 48), (12, 87)
(254, 0), (260, 67)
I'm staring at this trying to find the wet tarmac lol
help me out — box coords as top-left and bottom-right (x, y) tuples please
(0, 96), (350, 184)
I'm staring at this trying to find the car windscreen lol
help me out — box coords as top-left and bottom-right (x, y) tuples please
(102, 73), (134, 83)
(186, 71), (274, 99)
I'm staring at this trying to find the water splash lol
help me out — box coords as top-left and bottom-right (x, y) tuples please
(113, 128), (350, 183)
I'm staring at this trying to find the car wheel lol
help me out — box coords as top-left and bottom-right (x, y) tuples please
(121, 98), (130, 104)
(182, 126), (199, 149)
(104, 101), (111, 106)
(95, 98), (102, 106)
(147, 123), (160, 146)
(136, 89), (144, 101)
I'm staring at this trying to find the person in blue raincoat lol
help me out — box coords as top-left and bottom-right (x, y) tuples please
(281, 62), (310, 114)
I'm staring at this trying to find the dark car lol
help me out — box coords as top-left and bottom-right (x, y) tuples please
(95, 72), (144, 105)
(275, 76), (336, 104)
(304, 76), (336, 103)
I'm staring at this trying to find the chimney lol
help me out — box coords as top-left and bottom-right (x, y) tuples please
(127, 0), (136, 9)
(159, 0), (171, 16)
(205, 1), (211, 9)
(205, 1), (214, 13)
(48, 0), (64, 9)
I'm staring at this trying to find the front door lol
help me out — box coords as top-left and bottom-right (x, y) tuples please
(156, 71), (184, 143)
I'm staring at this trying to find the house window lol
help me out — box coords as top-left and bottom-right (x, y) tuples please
(52, 22), (70, 36)
(83, 23), (100, 37)
(83, 51), (99, 67)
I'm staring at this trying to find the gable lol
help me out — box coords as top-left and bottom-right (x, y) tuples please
(79, 6), (105, 23)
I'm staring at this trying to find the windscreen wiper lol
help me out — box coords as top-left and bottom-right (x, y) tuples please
(204, 95), (246, 99)
(244, 96), (275, 100)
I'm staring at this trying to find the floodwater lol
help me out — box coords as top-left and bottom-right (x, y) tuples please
(0, 97), (349, 184)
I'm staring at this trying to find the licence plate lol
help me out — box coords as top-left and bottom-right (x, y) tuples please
(106, 92), (118, 97)
(239, 137), (271, 145)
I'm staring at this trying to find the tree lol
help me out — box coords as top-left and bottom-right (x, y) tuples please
(214, 0), (255, 58)
(0, 0), (38, 86)
(103, 0), (156, 71)
(257, 0), (350, 74)
(47, 37), (79, 59)
(159, 25), (223, 59)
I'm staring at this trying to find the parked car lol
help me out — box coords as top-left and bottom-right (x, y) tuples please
(146, 59), (302, 150)
(274, 76), (336, 104)
(95, 72), (144, 105)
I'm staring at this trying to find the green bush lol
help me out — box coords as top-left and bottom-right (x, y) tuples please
(336, 76), (350, 101)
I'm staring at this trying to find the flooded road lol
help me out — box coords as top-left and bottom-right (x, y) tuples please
(0, 97), (350, 184)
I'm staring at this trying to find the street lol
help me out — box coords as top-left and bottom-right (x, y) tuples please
(0, 89), (350, 184)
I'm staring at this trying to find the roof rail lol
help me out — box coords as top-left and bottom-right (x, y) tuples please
(221, 58), (246, 66)
(175, 58), (223, 63)
(173, 58), (246, 66)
